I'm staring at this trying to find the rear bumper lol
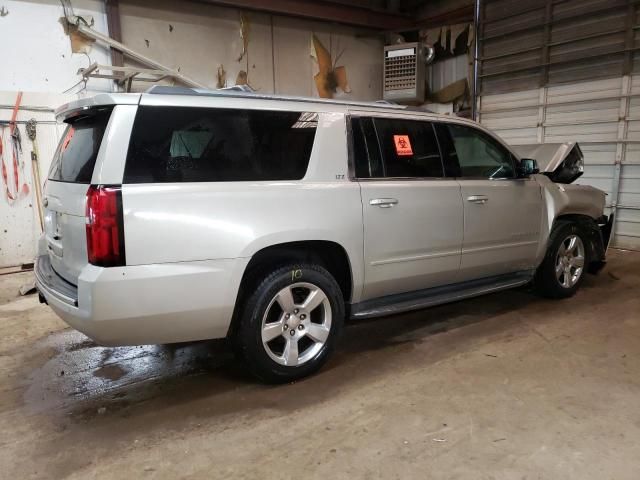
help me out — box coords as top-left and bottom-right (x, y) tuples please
(35, 255), (248, 346)
(34, 256), (78, 307)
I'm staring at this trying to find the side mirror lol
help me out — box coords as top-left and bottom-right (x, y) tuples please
(518, 158), (539, 177)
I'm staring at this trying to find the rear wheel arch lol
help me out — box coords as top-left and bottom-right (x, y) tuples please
(228, 240), (353, 337)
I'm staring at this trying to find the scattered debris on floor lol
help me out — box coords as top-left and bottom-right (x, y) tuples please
(19, 280), (36, 296)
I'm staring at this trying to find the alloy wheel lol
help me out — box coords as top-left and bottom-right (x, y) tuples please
(261, 282), (332, 366)
(555, 234), (585, 289)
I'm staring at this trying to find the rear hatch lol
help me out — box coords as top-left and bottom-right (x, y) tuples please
(43, 106), (113, 285)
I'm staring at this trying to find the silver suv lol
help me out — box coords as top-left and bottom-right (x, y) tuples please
(35, 86), (613, 382)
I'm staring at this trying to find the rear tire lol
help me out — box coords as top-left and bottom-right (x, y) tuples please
(534, 221), (589, 299)
(233, 263), (344, 383)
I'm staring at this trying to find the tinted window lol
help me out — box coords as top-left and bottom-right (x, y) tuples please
(373, 118), (444, 178)
(447, 124), (515, 179)
(124, 107), (317, 183)
(351, 117), (383, 178)
(433, 123), (461, 177)
(48, 107), (113, 183)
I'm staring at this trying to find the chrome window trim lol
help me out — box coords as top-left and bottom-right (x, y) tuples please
(347, 114), (448, 182)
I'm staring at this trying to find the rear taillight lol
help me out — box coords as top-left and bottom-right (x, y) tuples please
(85, 185), (126, 267)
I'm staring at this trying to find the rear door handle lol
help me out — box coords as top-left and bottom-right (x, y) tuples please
(370, 198), (399, 208)
(466, 195), (489, 204)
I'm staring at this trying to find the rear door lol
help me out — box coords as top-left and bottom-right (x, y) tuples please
(353, 116), (464, 301)
(43, 107), (113, 284)
(434, 122), (543, 281)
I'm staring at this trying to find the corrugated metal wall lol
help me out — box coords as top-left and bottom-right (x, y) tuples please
(428, 54), (469, 93)
(478, 0), (640, 249)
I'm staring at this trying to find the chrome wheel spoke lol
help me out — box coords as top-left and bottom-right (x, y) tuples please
(555, 260), (564, 278)
(306, 324), (330, 343)
(565, 267), (573, 287)
(558, 242), (567, 256)
(276, 287), (295, 312)
(566, 236), (577, 254)
(571, 255), (584, 268)
(301, 288), (326, 312)
(262, 318), (284, 342)
(283, 337), (299, 366)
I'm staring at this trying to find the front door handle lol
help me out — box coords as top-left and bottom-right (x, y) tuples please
(467, 195), (489, 204)
(370, 198), (399, 208)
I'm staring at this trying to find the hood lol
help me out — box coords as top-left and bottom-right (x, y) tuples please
(511, 142), (584, 184)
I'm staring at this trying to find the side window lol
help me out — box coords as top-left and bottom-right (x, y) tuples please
(373, 118), (444, 178)
(446, 124), (515, 179)
(351, 117), (383, 178)
(124, 107), (317, 183)
(433, 123), (461, 177)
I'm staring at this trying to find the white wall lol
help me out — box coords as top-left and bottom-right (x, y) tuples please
(118, 0), (383, 100)
(0, 0), (115, 268)
(0, 0), (384, 267)
(0, 92), (72, 267)
(0, 0), (112, 94)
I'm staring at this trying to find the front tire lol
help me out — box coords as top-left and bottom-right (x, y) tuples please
(534, 221), (589, 299)
(234, 263), (344, 383)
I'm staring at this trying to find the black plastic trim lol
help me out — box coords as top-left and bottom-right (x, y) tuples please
(350, 270), (534, 320)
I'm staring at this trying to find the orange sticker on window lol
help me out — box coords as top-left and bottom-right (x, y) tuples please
(393, 135), (413, 156)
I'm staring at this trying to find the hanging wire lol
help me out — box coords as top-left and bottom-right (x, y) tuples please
(61, 52), (92, 94)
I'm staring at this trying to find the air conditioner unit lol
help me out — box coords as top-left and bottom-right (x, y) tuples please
(383, 42), (426, 104)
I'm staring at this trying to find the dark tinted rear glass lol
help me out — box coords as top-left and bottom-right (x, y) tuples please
(373, 118), (444, 178)
(124, 107), (318, 183)
(351, 117), (383, 178)
(48, 107), (113, 183)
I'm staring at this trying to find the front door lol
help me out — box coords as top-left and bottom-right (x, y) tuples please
(351, 116), (464, 301)
(436, 122), (543, 281)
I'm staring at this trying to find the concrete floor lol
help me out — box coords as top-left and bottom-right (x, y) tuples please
(1, 250), (639, 479)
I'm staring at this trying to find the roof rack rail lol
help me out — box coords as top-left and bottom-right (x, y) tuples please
(218, 85), (256, 93)
(144, 85), (407, 110)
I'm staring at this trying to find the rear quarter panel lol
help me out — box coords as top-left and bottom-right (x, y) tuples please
(121, 112), (365, 301)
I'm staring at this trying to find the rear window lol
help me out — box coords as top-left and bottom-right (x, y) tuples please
(124, 107), (318, 183)
(48, 107), (113, 183)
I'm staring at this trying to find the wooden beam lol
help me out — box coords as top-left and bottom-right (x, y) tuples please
(193, 0), (412, 30)
(104, 0), (124, 68)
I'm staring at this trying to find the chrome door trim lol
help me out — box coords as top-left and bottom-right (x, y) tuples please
(369, 198), (398, 208)
(370, 249), (461, 266)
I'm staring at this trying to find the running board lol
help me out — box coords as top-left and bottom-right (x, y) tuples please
(350, 271), (534, 320)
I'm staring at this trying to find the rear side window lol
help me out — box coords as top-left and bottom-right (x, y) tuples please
(373, 118), (443, 178)
(124, 107), (318, 183)
(351, 117), (383, 178)
(48, 107), (113, 183)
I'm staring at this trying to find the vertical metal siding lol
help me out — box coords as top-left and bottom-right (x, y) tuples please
(480, 75), (640, 249)
(478, 0), (640, 249)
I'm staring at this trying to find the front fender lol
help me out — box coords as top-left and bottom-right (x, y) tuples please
(535, 175), (607, 265)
